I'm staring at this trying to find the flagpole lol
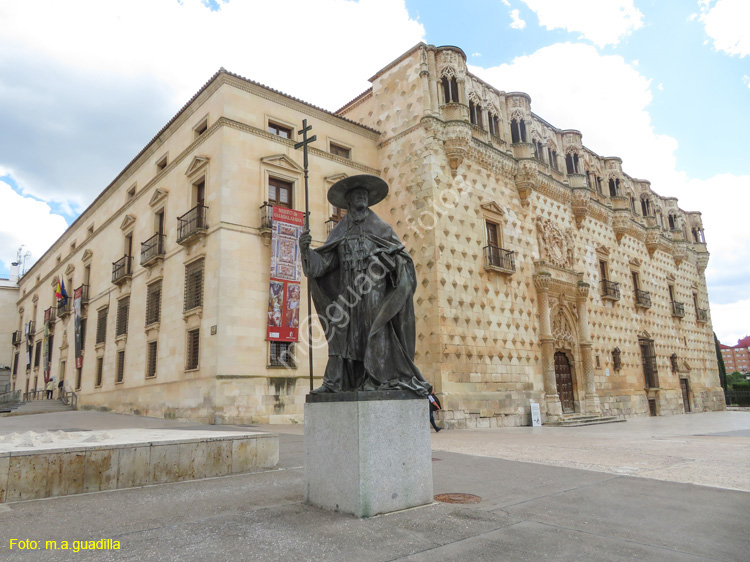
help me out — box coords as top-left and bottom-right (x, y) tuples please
(294, 120), (316, 393)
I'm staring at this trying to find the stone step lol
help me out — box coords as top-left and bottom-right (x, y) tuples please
(546, 416), (625, 427)
(5, 401), (75, 416)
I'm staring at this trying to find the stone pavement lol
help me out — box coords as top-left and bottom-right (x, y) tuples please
(0, 411), (749, 561)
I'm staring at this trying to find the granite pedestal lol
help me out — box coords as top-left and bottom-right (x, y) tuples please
(304, 391), (434, 518)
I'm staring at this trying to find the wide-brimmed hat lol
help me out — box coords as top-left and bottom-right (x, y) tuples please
(327, 174), (389, 209)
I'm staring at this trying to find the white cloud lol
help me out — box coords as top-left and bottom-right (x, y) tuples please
(470, 42), (750, 343)
(521, 0), (643, 47)
(712, 300), (750, 346)
(0, 180), (68, 274)
(699, 0), (750, 57)
(472, 52), (482, 57)
(510, 9), (526, 29)
(0, 0), (424, 206)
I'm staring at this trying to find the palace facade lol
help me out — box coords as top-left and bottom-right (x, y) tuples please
(10, 44), (725, 425)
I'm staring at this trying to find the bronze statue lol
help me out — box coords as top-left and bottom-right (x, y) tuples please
(299, 175), (430, 396)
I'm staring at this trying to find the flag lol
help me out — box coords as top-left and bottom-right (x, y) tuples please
(55, 278), (62, 301)
(60, 278), (69, 305)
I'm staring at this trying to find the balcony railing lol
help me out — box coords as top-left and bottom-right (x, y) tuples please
(44, 306), (57, 325)
(177, 204), (208, 244)
(671, 301), (685, 318)
(325, 218), (340, 236)
(77, 284), (90, 305)
(12, 331), (22, 346)
(24, 321), (35, 336)
(483, 245), (515, 274)
(601, 279), (620, 301)
(57, 299), (71, 317)
(635, 289), (651, 308)
(141, 233), (165, 266)
(260, 202), (273, 231)
(696, 308), (708, 323)
(112, 255), (133, 285)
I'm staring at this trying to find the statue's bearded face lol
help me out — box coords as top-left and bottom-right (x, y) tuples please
(347, 187), (369, 214)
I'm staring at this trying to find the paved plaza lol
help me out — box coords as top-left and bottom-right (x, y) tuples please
(1, 411), (749, 561)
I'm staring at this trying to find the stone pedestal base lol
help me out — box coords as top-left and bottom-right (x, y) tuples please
(304, 391), (434, 518)
(585, 395), (601, 414)
(545, 394), (563, 419)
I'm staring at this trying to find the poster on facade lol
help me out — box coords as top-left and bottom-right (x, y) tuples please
(266, 206), (304, 342)
(74, 286), (83, 368)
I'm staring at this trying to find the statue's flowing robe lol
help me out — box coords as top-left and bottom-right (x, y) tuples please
(302, 210), (430, 396)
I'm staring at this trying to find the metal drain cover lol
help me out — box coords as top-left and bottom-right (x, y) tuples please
(434, 493), (482, 504)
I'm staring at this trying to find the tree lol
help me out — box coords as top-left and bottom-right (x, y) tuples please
(714, 332), (728, 403)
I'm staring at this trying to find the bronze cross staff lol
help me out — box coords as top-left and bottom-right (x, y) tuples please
(294, 120), (316, 392)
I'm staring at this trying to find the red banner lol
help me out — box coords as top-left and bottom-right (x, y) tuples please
(267, 206), (304, 342)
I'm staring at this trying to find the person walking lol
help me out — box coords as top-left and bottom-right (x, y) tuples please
(428, 388), (442, 432)
(57, 378), (64, 400)
(45, 378), (56, 400)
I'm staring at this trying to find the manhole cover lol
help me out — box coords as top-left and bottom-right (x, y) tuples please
(434, 493), (482, 504)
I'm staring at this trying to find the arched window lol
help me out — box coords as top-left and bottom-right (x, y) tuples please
(510, 118), (527, 144)
(630, 196), (637, 214)
(668, 213), (676, 230)
(640, 196), (651, 217)
(488, 113), (500, 136)
(608, 178), (619, 197)
(469, 100), (483, 129)
(565, 153), (579, 174)
(441, 75), (459, 103)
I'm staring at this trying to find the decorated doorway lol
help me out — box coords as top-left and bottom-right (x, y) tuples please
(554, 351), (575, 413)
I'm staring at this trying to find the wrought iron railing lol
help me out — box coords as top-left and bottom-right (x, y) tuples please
(178, 204), (208, 243)
(671, 301), (685, 318)
(325, 218), (340, 236)
(483, 245), (515, 273)
(260, 202), (273, 230)
(57, 299), (71, 316)
(726, 388), (750, 407)
(696, 308), (708, 323)
(44, 306), (57, 325)
(635, 289), (651, 308)
(12, 331), (22, 346)
(112, 255), (133, 284)
(141, 233), (165, 265)
(601, 279), (620, 300)
(76, 284), (90, 305)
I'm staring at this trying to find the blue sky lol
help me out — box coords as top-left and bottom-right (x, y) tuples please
(0, 0), (748, 343)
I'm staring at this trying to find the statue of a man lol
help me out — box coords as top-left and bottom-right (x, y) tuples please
(299, 175), (430, 396)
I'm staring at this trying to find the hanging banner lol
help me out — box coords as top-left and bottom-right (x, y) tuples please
(74, 286), (83, 368)
(267, 206), (304, 342)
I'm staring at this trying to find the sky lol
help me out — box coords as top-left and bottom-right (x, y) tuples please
(0, 0), (748, 344)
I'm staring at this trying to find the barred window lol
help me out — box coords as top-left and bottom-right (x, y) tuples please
(116, 350), (125, 383)
(116, 296), (130, 337)
(146, 281), (162, 326)
(269, 342), (295, 368)
(147, 341), (158, 378)
(186, 329), (200, 370)
(13, 352), (19, 375)
(95, 357), (103, 387)
(96, 307), (108, 344)
(34, 340), (42, 368)
(184, 260), (204, 312)
(80, 318), (87, 351)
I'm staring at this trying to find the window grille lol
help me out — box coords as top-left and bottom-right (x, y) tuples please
(116, 296), (130, 337)
(96, 307), (108, 344)
(116, 350), (125, 383)
(184, 260), (204, 312)
(269, 342), (295, 367)
(147, 341), (158, 378)
(146, 281), (162, 326)
(96, 357), (103, 387)
(330, 143), (351, 159)
(186, 329), (200, 370)
(640, 340), (659, 388)
(34, 341), (42, 368)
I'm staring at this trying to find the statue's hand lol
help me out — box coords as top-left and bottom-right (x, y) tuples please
(299, 230), (312, 253)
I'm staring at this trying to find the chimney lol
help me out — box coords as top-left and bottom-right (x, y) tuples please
(9, 262), (19, 283)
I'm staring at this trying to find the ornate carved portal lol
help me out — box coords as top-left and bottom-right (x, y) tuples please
(554, 352), (575, 413)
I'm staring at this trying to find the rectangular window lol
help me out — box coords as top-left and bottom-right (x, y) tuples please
(329, 142), (351, 159)
(639, 339), (659, 389)
(268, 177), (293, 208)
(13, 352), (19, 375)
(156, 154), (168, 171)
(147, 341), (158, 378)
(186, 329), (200, 370)
(184, 259), (204, 311)
(194, 118), (208, 138)
(631, 271), (640, 291)
(116, 350), (125, 383)
(116, 296), (130, 337)
(486, 222), (500, 248)
(268, 121), (293, 139)
(192, 177), (206, 207)
(269, 342), (295, 367)
(599, 260), (609, 281)
(34, 340), (42, 368)
(96, 307), (108, 344)
(146, 280), (162, 326)
(95, 357), (103, 387)
(80, 318), (87, 351)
